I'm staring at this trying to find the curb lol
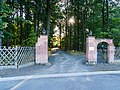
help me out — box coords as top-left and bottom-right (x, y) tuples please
(1, 70), (120, 82)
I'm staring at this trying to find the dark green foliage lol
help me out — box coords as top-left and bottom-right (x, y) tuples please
(0, 1), (12, 30)
(26, 27), (37, 47)
(0, 0), (119, 49)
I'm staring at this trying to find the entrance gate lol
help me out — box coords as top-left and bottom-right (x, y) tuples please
(86, 36), (115, 64)
(97, 42), (108, 63)
(36, 35), (48, 64)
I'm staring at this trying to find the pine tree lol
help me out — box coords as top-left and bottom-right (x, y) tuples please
(26, 27), (37, 47)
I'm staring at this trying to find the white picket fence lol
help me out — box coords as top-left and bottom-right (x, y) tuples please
(0, 46), (35, 68)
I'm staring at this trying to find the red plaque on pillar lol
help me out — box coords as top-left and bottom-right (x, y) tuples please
(36, 35), (48, 64)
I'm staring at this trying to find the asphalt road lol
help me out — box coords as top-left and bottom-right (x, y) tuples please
(0, 73), (120, 90)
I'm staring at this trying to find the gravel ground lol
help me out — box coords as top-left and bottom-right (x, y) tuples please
(0, 48), (120, 77)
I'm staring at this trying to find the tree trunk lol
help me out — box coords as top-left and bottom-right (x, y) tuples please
(70, 25), (72, 50)
(106, 0), (109, 32)
(20, 3), (23, 45)
(76, 5), (80, 51)
(59, 23), (61, 49)
(102, 0), (105, 31)
(77, 19), (80, 51)
(65, 0), (68, 51)
(81, 9), (85, 53)
(73, 26), (77, 51)
(46, 0), (50, 35)
(34, 12), (37, 33)
(25, 0), (32, 45)
(65, 19), (68, 51)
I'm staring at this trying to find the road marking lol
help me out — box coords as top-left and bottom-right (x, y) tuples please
(1, 71), (120, 82)
(10, 76), (33, 90)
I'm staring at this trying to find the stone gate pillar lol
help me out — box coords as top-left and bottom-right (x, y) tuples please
(36, 35), (48, 64)
(86, 36), (97, 64)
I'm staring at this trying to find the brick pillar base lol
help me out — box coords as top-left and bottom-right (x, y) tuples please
(36, 35), (48, 64)
(86, 36), (97, 65)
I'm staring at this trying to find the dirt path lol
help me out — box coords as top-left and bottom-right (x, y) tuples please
(48, 49), (89, 73)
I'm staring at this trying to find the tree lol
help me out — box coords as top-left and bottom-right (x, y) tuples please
(0, 1), (12, 30)
(0, 0), (13, 47)
(26, 27), (37, 47)
(0, 0), (119, 49)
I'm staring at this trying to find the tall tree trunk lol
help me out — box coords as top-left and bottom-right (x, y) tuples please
(12, 0), (15, 23)
(106, 0), (109, 32)
(76, 5), (80, 51)
(77, 19), (80, 51)
(25, 7), (30, 44)
(34, 12), (37, 33)
(81, 9), (85, 53)
(25, 0), (31, 45)
(69, 25), (72, 50)
(36, 7), (40, 36)
(20, 3), (23, 45)
(16, 11), (19, 45)
(74, 7), (77, 51)
(65, 18), (68, 51)
(37, 16), (40, 36)
(59, 23), (62, 49)
(102, 0), (105, 31)
(65, 0), (68, 51)
(46, 0), (50, 35)
(73, 26), (77, 51)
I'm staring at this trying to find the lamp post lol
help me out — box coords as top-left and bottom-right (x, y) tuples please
(86, 29), (92, 36)
(42, 28), (47, 35)
(68, 17), (75, 25)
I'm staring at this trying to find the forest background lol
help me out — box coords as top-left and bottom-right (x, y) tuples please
(0, 0), (120, 52)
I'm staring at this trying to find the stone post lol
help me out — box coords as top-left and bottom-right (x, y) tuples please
(86, 36), (97, 64)
(36, 35), (48, 64)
